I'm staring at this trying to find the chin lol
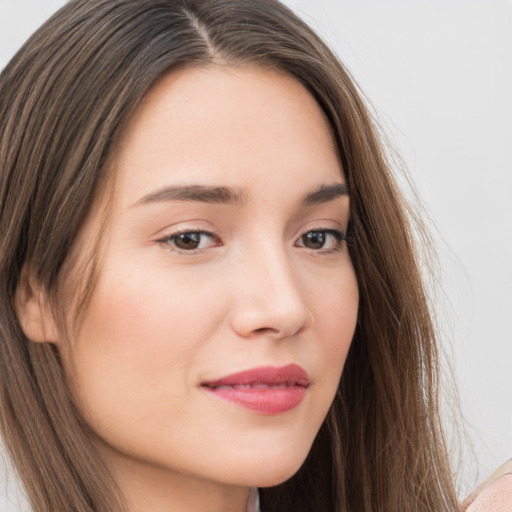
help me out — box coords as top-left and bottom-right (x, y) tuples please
(249, 467), (303, 488)
(215, 443), (311, 489)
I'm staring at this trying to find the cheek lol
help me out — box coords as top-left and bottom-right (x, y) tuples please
(308, 264), (358, 398)
(63, 260), (225, 432)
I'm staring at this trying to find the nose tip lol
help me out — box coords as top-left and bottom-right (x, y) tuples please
(231, 302), (311, 340)
(229, 258), (312, 340)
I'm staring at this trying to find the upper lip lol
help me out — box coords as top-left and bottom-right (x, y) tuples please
(202, 363), (309, 388)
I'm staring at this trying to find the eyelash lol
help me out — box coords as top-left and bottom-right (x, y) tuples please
(157, 230), (221, 253)
(157, 228), (349, 254)
(295, 229), (348, 253)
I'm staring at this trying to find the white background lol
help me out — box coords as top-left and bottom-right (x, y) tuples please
(1, 0), (511, 507)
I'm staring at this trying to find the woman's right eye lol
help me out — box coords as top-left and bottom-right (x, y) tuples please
(158, 231), (220, 252)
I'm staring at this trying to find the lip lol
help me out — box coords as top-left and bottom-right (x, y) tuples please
(201, 364), (309, 414)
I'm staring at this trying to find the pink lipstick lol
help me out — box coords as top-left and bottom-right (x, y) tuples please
(201, 364), (309, 414)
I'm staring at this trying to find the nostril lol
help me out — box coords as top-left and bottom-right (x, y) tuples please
(253, 327), (278, 335)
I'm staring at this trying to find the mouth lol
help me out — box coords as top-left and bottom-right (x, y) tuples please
(201, 364), (309, 414)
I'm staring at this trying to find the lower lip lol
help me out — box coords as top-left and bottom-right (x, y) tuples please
(203, 386), (307, 414)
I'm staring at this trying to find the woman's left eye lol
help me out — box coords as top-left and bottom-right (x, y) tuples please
(158, 231), (220, 252)
(295, 229), (346, 252)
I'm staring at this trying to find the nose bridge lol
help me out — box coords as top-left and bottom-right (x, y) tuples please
(229, 235), (311, 338)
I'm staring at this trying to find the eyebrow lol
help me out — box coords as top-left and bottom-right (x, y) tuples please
(300, 182), (350, 206)
(133, 185), (246, 207)
(133, 182), (349, 208)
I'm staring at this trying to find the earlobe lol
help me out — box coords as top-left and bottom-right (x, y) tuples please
(16, 266), (61, 344)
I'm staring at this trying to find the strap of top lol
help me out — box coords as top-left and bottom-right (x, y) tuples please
(246, 487), (260, 512)
(462, 459), (512, 511)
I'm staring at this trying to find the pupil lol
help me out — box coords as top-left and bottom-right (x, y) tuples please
(176, 232), (200, 249)
(305, 231), (325, 249)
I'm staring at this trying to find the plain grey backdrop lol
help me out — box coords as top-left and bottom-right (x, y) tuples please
(1, 0), (511, 508)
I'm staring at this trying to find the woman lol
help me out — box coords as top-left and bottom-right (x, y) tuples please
(0, 0), (459, 510)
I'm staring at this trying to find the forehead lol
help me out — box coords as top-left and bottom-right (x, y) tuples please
(113, 64), (342, 207)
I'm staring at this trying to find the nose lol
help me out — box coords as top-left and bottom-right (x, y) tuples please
(228, 243), (312, 340)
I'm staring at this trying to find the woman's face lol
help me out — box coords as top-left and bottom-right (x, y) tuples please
(59, 65), (358, 496)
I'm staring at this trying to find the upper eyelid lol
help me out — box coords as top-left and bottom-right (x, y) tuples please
(157, 226), (345, 238)
(153, 222), (217, 240)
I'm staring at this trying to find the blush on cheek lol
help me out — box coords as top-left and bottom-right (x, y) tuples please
(75, 265), (225, 383)
(319, 285), (358, 384)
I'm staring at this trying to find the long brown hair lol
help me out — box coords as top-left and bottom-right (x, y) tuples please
(0, 0), (458, 510)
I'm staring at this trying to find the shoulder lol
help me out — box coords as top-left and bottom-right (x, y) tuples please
(463, 460), (512, 512)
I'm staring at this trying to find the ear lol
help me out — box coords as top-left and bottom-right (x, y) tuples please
(16, 265), (61, 344)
